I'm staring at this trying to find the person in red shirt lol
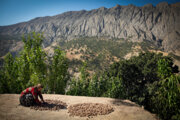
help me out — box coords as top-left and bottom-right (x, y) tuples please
(20, 84), (45, 107)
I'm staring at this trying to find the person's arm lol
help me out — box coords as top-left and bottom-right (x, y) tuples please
(39, 91), (45, 103)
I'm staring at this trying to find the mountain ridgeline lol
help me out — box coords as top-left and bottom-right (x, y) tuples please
(0, 2), (180, 51)
(0, 2), (180, 72)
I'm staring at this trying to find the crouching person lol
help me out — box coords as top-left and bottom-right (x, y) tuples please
(19, 84), (45, 107)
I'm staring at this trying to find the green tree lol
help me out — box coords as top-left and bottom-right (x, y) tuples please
(97, 74), (109, 97)
(1, 32), (72, 94)
(151, 59), (180, 120)
(104, 60), (144, 101)
(0, 32), (47, 93)
(79, 62), (90, 95)
(66, 78), (79, 95)
(106, 77), (124, 98)
(66, 62), (90, 96)
(48, 47), (69, 94)
(0, 69), (7, 93)
(18, 32), (47, 88)
(0, 53), (21, 93)
(102, 52), (179, 106)
(88, 74), (99, 96)
(157, 58), (173, 79)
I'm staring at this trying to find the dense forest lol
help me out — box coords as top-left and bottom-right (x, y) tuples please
(0, 33), (180, 120)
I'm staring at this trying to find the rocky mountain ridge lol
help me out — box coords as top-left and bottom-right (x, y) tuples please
(0, 2), (180, 53)
(0, 2), (180, 65)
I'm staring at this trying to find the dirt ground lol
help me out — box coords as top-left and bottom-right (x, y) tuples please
(0, 94), (157, 120)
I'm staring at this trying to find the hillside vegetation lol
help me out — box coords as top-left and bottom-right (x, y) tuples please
(51, 36), (171, 73)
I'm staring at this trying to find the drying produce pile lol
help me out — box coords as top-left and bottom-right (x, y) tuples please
(30, 100), (67, 111)
(68, 103), (114, 117)
(30, 100), (114, 117)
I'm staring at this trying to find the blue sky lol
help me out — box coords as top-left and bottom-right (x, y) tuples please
(0, 0), (179, 26)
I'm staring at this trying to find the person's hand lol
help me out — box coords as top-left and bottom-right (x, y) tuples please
(37, 101), (42, 106)
(41, 100), (45, 104)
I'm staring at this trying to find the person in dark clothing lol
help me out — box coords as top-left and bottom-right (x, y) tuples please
(19, 84), (45, 107)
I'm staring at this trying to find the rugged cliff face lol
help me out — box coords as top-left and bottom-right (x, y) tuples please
(0, 2), (180, 61)
(0, 2), (180, 52)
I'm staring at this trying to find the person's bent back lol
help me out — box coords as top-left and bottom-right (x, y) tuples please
(19, 84), (44, 107)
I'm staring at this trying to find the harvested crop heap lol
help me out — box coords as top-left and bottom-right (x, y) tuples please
(30, 100), (67, 111)
(68, 103), (114, 117)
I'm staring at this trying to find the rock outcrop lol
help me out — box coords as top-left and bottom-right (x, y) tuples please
(0, 2), (180, 53)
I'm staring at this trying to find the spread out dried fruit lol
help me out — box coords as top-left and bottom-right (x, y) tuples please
(68, 103), (114, 117)
(30, 100), (114, 117)
(30, 99), (67, 111)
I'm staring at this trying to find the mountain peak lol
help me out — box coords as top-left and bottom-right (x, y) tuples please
(142, 3), (154, 9)
(171, 2), (180, 8)
(98, 7), (107, 11)
(156, 2), (169, 9)
(113, 4), (121, 9)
